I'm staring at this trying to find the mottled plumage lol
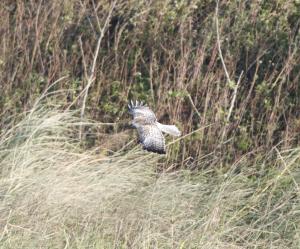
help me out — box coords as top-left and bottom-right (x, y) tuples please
(128, 100), (181, 154)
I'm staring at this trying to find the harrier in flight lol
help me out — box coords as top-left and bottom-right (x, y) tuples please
(128, 100), (181, 154)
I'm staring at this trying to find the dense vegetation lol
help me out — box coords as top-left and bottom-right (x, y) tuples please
(0, 0), (299, 248)
(1, 0), (299, 163)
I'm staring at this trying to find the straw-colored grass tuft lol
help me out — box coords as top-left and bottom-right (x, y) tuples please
(0, 105), (299, 248)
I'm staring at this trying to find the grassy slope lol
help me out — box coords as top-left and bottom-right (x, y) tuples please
(0, 104), (299, 248)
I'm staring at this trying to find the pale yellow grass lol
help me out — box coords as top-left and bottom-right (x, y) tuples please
(0, 104), (299, 249)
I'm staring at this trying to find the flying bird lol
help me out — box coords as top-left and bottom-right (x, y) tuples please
(128, 100), (181, 154)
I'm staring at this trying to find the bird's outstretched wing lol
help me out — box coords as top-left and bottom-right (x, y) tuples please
(137, 124), (165, 154)
(128, 100), (156, 124)
(128, 100), (165, 154)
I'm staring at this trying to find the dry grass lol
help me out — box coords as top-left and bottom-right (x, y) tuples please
(0, 101), (299, 249)
(0, 1), (300, 247)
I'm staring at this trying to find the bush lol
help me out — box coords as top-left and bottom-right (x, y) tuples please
(0, 1), (299, 163)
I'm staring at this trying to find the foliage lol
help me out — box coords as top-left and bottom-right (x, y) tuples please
(0, 0), (299, 162)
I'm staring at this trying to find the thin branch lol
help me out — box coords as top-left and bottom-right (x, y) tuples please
(220, 71), (243, 143)
(187, 93), (201, 118)
(215, 0), (231, 83)
(215, 1), (244, 144)
(79, 0), (117, 140)
(90, 1), (117, 78)
(78, 36), (88, 80)
(226, 71), (243, 123)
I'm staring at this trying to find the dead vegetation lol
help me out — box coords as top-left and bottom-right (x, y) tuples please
(0, 0), (300, 248)
(0, 105), (299, 248)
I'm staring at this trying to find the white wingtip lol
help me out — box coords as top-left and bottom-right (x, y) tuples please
(156, 123), (181, 137)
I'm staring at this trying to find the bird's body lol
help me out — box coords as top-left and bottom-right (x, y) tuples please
(128, 100), (181, 154)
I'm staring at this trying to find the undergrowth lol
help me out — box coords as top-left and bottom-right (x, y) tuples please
(0, 0), (300, 163)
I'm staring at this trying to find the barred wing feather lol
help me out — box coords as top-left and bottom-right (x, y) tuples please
(128, 100), (180, 154)
(137, 124), (165, 154)
(128, 100), (156, 124)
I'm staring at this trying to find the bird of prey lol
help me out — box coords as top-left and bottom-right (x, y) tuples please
(128, 100), (181, 154)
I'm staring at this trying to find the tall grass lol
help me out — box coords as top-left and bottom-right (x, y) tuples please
(0, 102), (299, 248)
(0, 1), (300, 247)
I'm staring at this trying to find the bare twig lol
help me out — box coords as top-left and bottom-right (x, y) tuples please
(78, 36), (88, 80)
(90, 1), (117, 78)
(187, 93), (201, 118)
(215, 0), (231, 83)
(226, 71), (243, 123)
(215, 1), (244, 143)
(220, 71), (243, 143)
(79, 0), (117, 140)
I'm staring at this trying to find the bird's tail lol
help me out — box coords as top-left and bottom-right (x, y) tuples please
(156, 122), (181, 137)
